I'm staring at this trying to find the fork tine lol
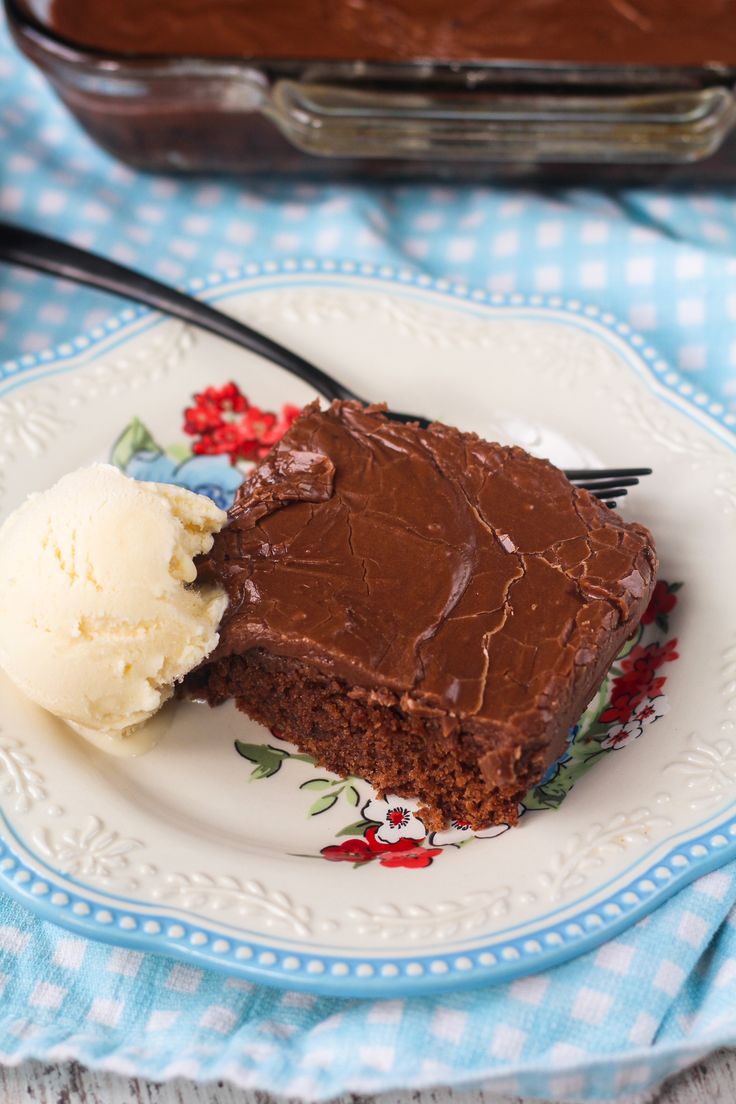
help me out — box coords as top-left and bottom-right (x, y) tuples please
(564, 467), (652, 480)
(576, 476), (640, 491)
(591, 487), (628, 500)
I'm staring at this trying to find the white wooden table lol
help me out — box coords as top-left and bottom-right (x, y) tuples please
(1, 1049), (733, 1104)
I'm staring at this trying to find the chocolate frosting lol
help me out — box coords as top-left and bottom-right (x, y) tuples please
(49, 0), (736, 66)
(200, 402), (656, 736)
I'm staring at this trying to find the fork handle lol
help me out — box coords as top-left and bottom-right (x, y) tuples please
(0, 221), (358, 405)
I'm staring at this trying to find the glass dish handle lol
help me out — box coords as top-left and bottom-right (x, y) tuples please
(269, 81), (736, 163)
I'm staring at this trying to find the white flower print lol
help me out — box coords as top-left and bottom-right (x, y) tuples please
(601, 694), (670, 750)
(429, 806), (525, 847)
(362, 796), (426, 845)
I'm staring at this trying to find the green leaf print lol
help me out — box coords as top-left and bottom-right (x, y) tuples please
(345, 785), (361, 807)
(524, 750), (605, 811)
(308, 794), (339, 816)
(234, 741), (288, 781)
(336, 818), (373, 838)
(582, 720), (616, 745)
(165, 442), (193, 463)
(110, 417), (161, 472)
(611, 623), (643, 662)
(523, 673), (612, 809)
(299, 779), (333, 791)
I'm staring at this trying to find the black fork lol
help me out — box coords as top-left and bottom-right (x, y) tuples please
(0, 222), (652, 505)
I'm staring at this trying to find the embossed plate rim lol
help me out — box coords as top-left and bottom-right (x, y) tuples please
(0, 260), (734, 997)
(1, 807), (735, 995)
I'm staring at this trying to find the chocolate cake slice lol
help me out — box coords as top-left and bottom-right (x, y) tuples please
(190, 401), (657, 828)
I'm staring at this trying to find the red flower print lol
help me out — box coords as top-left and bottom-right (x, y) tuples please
(256, 404), (301, 455)
(321, 838), (373, 864)
(600, 681), (650, 725)
(320, 824), (442, 869)
(363, 826), (442, 867)
(641, 581), (679, 626)
(364, 825), (410, 853)
(600, 693), (670, 750)
(621, 639), (679, 686)
(603, 727), (632, 750)
(389, 808), (411, 829)
(183, 382), (300, 464)
(600, 639), (678, 726)
(193, 421), (253, 459)
(183, 382), (248, 434)
(378, 844), (443, 869)
(183, 403), (223, 435)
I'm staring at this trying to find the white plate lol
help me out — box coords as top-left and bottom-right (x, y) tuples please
(0, 262), (734, 997)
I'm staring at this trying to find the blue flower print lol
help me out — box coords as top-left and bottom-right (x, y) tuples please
(125, 449), (244, 510)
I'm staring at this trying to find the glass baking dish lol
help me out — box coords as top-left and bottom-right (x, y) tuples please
(7, 0), (736, 182)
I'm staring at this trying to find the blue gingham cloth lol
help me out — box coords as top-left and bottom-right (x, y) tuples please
(2, 11), (736, 1101)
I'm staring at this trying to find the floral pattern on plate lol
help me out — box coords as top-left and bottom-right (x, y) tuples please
(110, 380), (297, 509)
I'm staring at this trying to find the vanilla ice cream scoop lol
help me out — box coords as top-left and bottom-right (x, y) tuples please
(0, 464), (228, 751)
